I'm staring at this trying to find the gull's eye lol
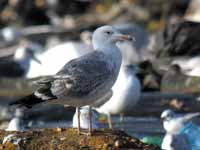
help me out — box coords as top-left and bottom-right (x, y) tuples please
(105, 31), (113, 35)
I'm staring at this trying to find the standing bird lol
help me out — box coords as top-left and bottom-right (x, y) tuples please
(96, 64), (141, 128)
(10, 25), (132, 134)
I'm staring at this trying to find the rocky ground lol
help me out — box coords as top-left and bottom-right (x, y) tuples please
(0, 128), (160, 150)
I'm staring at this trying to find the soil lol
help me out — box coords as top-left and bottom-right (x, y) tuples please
(0, 128), (160, 150)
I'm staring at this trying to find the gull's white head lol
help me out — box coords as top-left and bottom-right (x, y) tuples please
(161, 109), (175, 122)
(92, 25), (132, 50)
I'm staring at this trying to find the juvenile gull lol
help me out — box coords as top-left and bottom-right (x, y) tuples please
(10, 25), (132, 134)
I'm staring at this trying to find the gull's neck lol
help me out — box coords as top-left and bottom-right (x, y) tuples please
(96, 43), (122, 72)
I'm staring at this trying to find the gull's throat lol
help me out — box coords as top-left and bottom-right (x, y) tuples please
(100, 44), (122, 74)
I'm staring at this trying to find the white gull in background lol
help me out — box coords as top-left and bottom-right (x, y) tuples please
(172, 56), (200, 77)
(161, 109), (200, 150)
(26, 32), (93, 78)
(96, 63), (141, 128)
(10, 25), (132, 134)
(72, 106), (98, 129)
(96, 23), (145, 128)
(0, 41), (41, 78)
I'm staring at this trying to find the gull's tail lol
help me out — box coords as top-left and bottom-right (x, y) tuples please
(9, 94), (44, 108)
(10, 83), (57, 108)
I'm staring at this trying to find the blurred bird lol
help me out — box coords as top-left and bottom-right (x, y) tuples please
(0, 41), (41, 78)
(172, 56), (200, 77)
(26, 31), (93, 78)
(96, 64), (141, 128)
(161, 64), (200, 93)
(162, 133), (190, 150)
(161, 109), (200, 135)
(161, 109), (200, 150)
(137, 60), (162, 92)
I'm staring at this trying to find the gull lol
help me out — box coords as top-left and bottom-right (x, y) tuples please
(96, 64), (141, 128)
(72, 105), (99, 129)
(172, 56), (200, 77)
(161, 109), (200, 135)
(0, 41), (41, 78)
(161, 109), (200, 150)
(10, 25), (132, 134)
(26, 31), (92, 78)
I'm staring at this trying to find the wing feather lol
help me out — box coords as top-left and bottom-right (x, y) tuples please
(51, 51), (114, 98)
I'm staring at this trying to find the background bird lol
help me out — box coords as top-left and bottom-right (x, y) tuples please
(0, 41), (41, 78)
(161, 109), (200, 150)
(161, 109), (200, 134)
(96, 64), (141, 128)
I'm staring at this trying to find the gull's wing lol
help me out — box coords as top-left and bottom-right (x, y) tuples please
(50, 51), (114, 99)
(91, 90), (113, 107)
(162, 134), (190, 150)
(171, 134), (190, 150)
(10, 51), (115, 108)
